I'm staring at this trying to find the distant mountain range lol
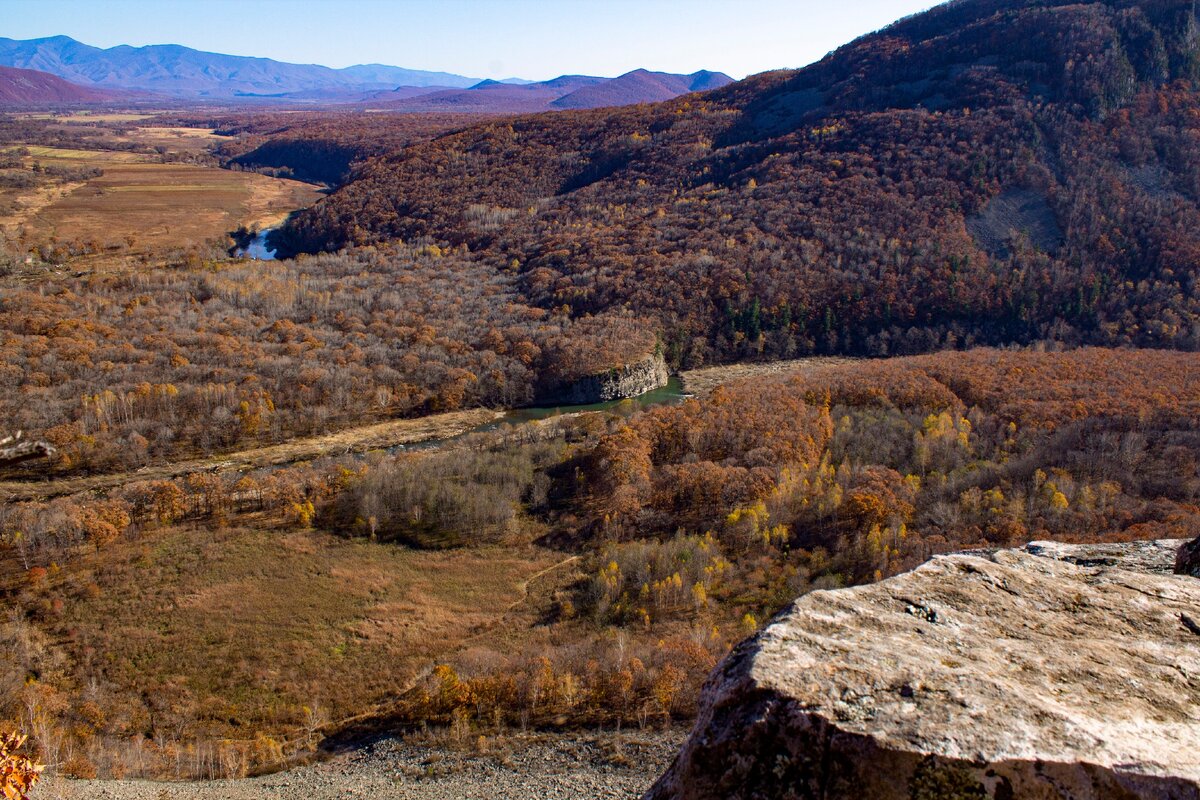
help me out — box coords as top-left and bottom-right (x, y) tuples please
(0, 35), (479, 98)
(0, 36), (732, 110)
(367, 69), (733, 113)
(0, 64), (130, 104)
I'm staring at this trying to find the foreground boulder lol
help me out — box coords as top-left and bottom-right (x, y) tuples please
(1177, 536), (1200, 578)
(648, 540), (1200, 800)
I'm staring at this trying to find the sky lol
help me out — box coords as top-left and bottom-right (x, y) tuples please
(2, 0), (943, 81)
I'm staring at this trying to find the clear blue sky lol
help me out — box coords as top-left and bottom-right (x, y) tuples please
(3, 0), (942, 81)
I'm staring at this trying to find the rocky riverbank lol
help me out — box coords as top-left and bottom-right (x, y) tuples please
(538, 352), (669, 406)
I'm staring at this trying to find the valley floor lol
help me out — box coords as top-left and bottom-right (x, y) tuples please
(0, 408), (501, 501)
(2, 357), (857, 502)
(42, 730), (683, 800)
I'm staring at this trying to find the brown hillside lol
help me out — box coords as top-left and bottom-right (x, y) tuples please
(0, 65), (123, 104)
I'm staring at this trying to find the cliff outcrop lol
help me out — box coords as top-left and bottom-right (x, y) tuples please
(648, 540), (1200, 800)
(538, 352), (669, 406)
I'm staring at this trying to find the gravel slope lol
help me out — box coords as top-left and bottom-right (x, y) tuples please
(41, 730), (683, 800)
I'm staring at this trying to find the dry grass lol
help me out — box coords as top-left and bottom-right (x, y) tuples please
(8, 154), (319, 261)
(33, 161), (316, 250)
(114, 126), (225, 154)
(31, 520), (561, 742)
(40, 112), (161, 123)
(679, 357), (861, 396)
(0, 175), (90, 230)
(21, 145), (142, 161)
(1, 127), (321, 268)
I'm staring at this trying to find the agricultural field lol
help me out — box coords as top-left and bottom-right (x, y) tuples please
(14, 112), (160, 124)
(0, 117), (321, 270)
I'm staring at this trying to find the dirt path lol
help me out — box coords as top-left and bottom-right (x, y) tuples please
(3, 357), (865, 502)
(0, 179), (89, 233)
(0, 408), (502, 501)
(679, 356), (859, 396)
(505, 555), (580, 613)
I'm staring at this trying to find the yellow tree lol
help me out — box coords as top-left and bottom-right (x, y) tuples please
(0, 732), (42, 800)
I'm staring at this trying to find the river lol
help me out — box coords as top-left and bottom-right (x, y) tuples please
(483, 377), (687, 429)
(227, 222), (689, 443)
(401, 377), (689, 451)
(234, 228), (280, 260)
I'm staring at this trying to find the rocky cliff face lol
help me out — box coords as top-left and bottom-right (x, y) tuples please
(647, 540), (1200, 800)
(539, 352), (669, 406)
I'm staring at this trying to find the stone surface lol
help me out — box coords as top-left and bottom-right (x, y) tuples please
(540, 352), (669, 405)
(1177, 537), (1200, 578)
(647, 540), (1200, 800)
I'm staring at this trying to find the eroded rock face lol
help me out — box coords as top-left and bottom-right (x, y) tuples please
(539, 352), (669, 405)
(1177, 537), (1200, 578)
(648, 540), (1200, 800)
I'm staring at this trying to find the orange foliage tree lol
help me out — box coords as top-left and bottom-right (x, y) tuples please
(0, 733), (42, 800)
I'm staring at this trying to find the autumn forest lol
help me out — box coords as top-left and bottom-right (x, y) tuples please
(2, 0), (1200, 790)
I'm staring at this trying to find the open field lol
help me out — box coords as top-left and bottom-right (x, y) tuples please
(29, 160), (318, 251)
(679, 357), (860, 396)
(108, 126), (231, 156)
(12, 518), (564, 757)
(0, 407), (502, 501)
(3, 146), (320, 264)
(18, 112), (162, 123)
(20, 144), (143, 161)
(1, 120), (322, 268)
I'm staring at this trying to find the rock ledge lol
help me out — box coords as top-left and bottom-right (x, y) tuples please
(647, 539), (1200, 800)
(538, 352), (669, 405)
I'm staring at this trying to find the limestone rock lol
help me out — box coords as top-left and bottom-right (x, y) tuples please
(1177, 537), (1200, 578)
(647, 540), (1200, 800)
(538, 352), (668, 405)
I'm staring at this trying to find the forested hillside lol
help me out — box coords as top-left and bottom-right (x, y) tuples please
(210, 112), (482, 184)
(0, 246), (652, 474)
(278, 0), (1200, 363)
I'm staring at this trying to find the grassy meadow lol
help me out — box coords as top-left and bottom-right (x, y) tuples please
(10, 512), (565, 770)
(1, 123), (321, 269)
